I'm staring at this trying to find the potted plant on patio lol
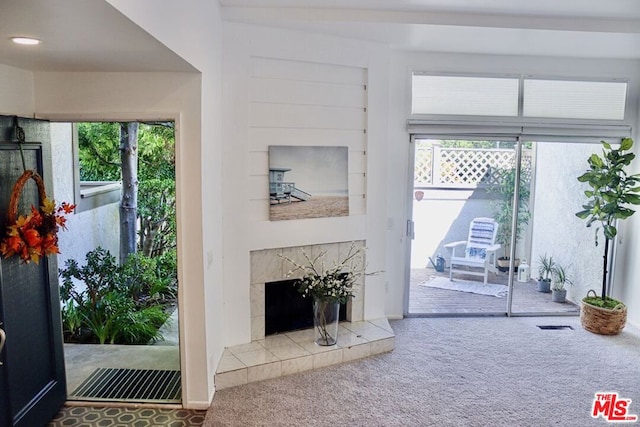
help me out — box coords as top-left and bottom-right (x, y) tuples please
(490, 167), (531, 272)
(551, 262), (573, 303)
(536, 253), (554, 293)
(576, 138), (640, 334)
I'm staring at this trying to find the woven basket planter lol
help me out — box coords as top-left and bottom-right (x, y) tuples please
(580, 290), (627, 335)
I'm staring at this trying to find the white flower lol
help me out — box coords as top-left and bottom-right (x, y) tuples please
(279, 242), (375, 303)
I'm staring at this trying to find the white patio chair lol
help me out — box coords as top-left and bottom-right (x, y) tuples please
(444, 217), (500, 285)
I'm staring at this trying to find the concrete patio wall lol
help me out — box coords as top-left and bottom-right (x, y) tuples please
(529, 142), (605, 304)
(410, 188), (495, 268)
(51, 123), (120, 271)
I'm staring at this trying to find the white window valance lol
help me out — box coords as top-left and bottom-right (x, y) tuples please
(406, 119), (632, 143)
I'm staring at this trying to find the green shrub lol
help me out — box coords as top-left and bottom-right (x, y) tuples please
(138, 178), (176, 258)
(59, 247), (172, 345)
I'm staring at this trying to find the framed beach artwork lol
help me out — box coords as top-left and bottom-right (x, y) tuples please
(268, 145), (349, 221)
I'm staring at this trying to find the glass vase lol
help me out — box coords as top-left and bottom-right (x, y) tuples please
(313, 299), (340, 346)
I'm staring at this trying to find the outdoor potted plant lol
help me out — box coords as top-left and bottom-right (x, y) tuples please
(535, 253), (554, 293)
(490, 167), (531, 272)
(575, 138), (640, 334)
(551, 263), (573, 303)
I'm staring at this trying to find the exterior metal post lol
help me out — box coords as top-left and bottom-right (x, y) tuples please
(506, 137), (523, 316)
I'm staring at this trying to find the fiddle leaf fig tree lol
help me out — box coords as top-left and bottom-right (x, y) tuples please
(575, 138), (640, 301)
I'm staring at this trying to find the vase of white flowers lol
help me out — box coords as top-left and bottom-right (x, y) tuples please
(313, 298), (340, 346)
(281, 242), (370, 346)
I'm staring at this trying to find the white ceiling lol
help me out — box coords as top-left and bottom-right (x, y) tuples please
(0, 0), (195, 72)
(220, 0), (640, 19)
(0, 0), (639, 74)
(221, 0), (640, 59)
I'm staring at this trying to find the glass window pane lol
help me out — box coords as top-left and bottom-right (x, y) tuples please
(412, 75), (520, 116)
(523, 79), (627, 120)
(511, 141), (601, 315)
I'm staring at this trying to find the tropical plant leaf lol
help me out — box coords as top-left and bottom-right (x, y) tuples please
(603, 225), (617, 240)
(620, 137), (633, 151)
(575, 210), (591, 219)
(624, 194), (640, 204)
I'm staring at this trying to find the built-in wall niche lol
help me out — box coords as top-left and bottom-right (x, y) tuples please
(268, 145), (349, 221)
(265, 278), (347, 336)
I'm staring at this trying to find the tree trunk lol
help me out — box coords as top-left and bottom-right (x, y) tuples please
(602, 237), (610, 300)
(119, 122), (139, 265)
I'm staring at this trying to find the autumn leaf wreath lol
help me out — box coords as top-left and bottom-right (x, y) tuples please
(0, 170), (75, 264)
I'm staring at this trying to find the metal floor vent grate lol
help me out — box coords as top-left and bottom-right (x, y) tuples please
(537, 325), (574, 330)
(70, 368), (181, 403)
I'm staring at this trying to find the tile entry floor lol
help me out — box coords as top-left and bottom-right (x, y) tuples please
(48, 406), (206, 427)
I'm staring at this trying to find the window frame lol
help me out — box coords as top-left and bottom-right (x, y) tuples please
(72, 123), (122, 213)
(409, 71), (630, 124)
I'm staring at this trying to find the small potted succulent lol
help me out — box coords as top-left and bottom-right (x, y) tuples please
(551, 263), (573, 303)
(536, 253), (554, 293)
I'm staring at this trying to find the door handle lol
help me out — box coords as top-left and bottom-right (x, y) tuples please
(406, 220), (415, 239)
(0, 327), (5, 366)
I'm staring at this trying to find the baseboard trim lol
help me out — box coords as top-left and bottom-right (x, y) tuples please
(183, 400), (211, 410)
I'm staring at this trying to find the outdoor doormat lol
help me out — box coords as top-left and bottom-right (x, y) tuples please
(70, 368), (181, 403)
(418, 276), (508, 297)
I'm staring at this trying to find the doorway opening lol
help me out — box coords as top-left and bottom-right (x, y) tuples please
(53, 121), (180, 404)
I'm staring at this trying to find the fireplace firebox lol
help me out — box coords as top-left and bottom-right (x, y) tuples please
(265, 279), (346, 336)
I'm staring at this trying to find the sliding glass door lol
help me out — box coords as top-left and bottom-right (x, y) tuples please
(408, 138), (515, 315)
(407, 136), (603, 316)
(509, 140), (603, 315)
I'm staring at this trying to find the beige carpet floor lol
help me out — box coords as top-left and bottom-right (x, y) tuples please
(204, 316), (640, 427)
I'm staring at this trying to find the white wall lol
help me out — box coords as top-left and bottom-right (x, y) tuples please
(386, 52), (640, 318)
(222, 23), (391, 345)
(617, 101), (640, 328)
(0, 64), (34, 116)
(91, 0), (224, 407)
(529, 142), (604, 303)
(50, 123), (120, 268)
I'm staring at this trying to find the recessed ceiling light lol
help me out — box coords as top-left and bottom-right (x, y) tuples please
(11, 37), (41, 45)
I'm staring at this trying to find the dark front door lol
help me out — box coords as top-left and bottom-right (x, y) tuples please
(0, 117), (66, 426)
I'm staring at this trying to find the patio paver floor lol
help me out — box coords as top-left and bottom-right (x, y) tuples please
(409, 267), (580, 315)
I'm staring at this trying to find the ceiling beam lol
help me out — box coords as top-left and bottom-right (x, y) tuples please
(222, 7), (640, 34)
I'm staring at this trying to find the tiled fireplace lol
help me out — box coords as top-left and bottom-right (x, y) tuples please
(249, 241), (365, 341)
(214, 241), (395, 390)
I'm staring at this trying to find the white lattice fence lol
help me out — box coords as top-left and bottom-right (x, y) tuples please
(414, 148), (433, 185)
(415, 147), (532, 187)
